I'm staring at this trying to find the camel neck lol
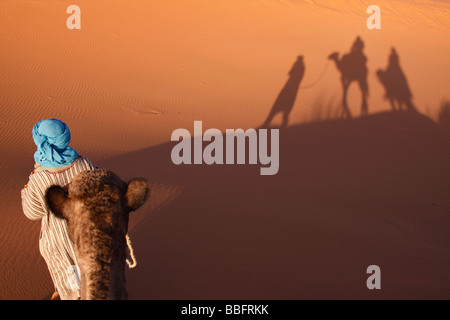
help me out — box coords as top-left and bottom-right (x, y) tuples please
(78, 252), (128, 300)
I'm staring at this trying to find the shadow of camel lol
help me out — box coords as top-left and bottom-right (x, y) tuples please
(329, 36), (369, 119)
(261, 55), (305, 128)
(377, 47), (416, 112)
(98, 111), (450, 300)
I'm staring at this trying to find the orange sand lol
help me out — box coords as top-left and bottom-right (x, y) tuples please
(0, 0), (449, 299)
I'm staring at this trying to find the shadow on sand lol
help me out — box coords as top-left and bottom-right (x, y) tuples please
(261, 55), (305, 128)
(377, 48), (416, 112)
(329, 36), (369, 119)
(78, 38), (448, 300)
(98, 110), (450, 300)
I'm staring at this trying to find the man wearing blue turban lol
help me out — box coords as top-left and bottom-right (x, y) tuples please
(32, 118), (79, 169)
(21, 118), (97, 300)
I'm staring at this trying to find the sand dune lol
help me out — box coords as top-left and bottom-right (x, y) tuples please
(0, 0), (449, 299)
(105, 111), (450, 299)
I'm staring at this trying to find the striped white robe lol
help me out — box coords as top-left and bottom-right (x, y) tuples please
(21, 156), (96, 300)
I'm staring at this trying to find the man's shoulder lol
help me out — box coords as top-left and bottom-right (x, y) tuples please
(75, 156), (96, 168)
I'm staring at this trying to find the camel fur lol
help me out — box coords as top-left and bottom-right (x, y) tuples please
(45, 169), (149, 300)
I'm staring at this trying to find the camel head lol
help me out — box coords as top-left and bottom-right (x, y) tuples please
(328, 52), (339, 61)
(45, 169), (149, 300)
(376, 69), (384, 80)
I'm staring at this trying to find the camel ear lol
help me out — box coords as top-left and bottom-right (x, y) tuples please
(46, 185), (71, 219)
(126, 179), (149, 211)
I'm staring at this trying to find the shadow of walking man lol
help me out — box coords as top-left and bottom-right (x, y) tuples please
(328, 36), (369, 119)
(376, 47), (416, 112)
(261, 55), (305, 128)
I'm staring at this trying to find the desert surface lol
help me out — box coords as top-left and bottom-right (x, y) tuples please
(1, 0), (449, 299)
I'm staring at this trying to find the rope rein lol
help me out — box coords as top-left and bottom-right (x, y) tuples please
(125, 234), (137, 269)
(300, 59), (331, 90)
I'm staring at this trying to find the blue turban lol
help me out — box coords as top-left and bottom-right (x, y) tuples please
(32, 119), (78, 168)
